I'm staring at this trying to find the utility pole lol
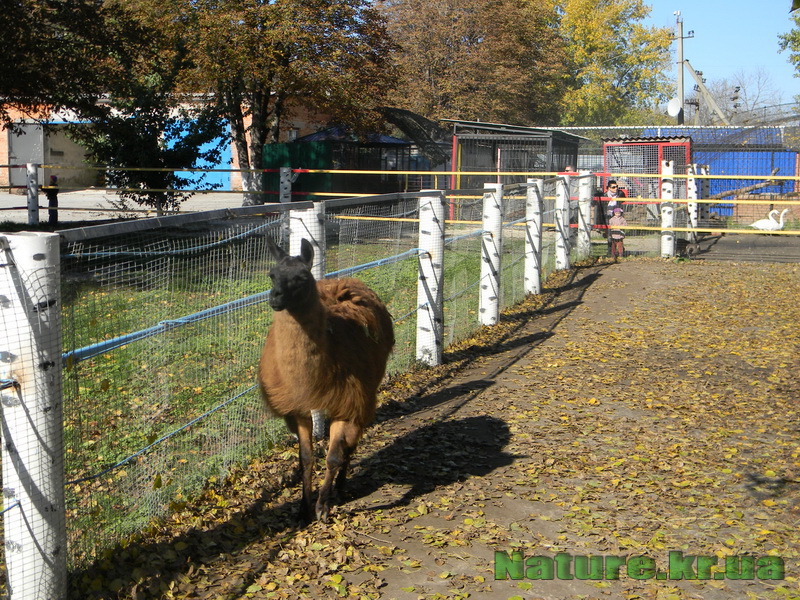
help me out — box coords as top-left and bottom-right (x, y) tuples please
(673, 12), (695, 125)
(675, 11), (684, 125)
(684, 60), (731, 125)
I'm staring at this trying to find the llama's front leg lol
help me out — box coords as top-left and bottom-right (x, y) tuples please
(316, 420), (361, 522)
(292, 414), (315, 523)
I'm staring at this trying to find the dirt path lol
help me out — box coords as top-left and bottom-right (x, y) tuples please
(72, 259), (800, 600)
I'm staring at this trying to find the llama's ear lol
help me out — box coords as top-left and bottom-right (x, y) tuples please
(266, 237), (287, 261)
(300, 238), (314, 267)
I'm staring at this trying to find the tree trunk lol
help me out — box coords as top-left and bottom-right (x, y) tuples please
(233, 126), (262, 206)
(222, 90), (258, 206)
(229, 89), (280, 206)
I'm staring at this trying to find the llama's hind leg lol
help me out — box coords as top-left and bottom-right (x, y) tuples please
(316, 420), (361, 522)
(288, 414), (316, 523)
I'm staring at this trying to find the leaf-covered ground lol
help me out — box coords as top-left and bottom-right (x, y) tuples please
(71, 258), (800, 600)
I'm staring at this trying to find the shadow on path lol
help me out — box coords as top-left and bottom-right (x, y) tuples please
(376, 264), (606, 424)
(345, 415), (515, 511)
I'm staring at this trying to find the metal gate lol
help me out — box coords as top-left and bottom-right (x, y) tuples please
(603, 136), (692, 200)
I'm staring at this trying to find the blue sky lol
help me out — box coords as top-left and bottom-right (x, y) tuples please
(644, 1), (800, 102)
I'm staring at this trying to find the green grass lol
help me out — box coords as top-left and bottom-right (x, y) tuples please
(60, 238), (431, 564)
(58, 228), (532, 565)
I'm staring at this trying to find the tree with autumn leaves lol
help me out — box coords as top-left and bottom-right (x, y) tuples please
(2, 0), (674, 207)
(379, 0), (673, 126)
(376, 0), (569, 125)
(0, 0), (396, 203)
(164, 0), (397, 202)
(554, 0), (673, 124)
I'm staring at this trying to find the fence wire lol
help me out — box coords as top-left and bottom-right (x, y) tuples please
(59, 215), (286, 565)
(326, 196), (420, 373)
(5, 173), (795, 588)
(499, 185), (528, 311)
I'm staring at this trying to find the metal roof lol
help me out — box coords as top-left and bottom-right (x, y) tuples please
(641, 127), (785, 146)
(602, 136), (692, 144)
(295, 126), (410, 145)
(441, 119), (587, 142)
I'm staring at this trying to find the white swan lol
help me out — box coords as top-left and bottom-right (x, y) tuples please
(750, 209), (778, 230)
(751, 209), (788, 231)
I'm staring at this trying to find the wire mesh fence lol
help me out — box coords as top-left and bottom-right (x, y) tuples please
(325, 196), (421, 373)
(5, 185), (580, 580)
(500, 184), (534, 311)
(440, 190), (483, 347)
(58, 213), (287, 565)
(2, 164), (799, 595)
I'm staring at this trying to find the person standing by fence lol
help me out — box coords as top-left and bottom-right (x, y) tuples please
(609, 207), (627, 260)
(605, 179), (626, 216)
(597, 179), (626, 254)
(44, 175), (59, 225)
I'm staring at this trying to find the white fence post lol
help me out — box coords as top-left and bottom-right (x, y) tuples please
(698, 164), (710, 222)
(660, 160), (676, 258)
(687, 164), (700, 244)
(290, 202), (326, 279)
(555, 175), (571, 270)
(416, 191), (446, 366)
(480, 183), (503, 326)
(26, 163), (39, 226)
(289, 203), (327, 437)
(576, 172), (593, 260)
(0, 232), (67, 600)
(524, 179), (544, 295)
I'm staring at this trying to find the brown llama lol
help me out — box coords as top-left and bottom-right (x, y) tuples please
(258, 237), (395, 522)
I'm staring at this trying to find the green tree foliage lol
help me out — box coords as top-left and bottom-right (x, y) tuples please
(0, 0), (124, 127)
(378, 0), (570, 125)
(1, 0), (225, 211)
(22, 0), (228, 211)
(70, 71), (227, 214)
(139, 0), (398, 203)
(779, 11), (800, 84)
(553, 0), (673, 125)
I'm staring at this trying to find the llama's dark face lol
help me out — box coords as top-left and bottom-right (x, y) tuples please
(268, 258), (316, 311)
(267, 238), (316, 312)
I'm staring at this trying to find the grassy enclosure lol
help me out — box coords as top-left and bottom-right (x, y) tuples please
(56, 203), (535, 565)
(2, 185), (586, 582)
(61, 223), (284, 563)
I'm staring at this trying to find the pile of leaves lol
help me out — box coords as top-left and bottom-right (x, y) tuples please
(69, 258), (800, 600)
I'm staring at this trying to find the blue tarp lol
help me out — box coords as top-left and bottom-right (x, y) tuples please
(640, 127), (797, 207)
(642, 127), (785, 146)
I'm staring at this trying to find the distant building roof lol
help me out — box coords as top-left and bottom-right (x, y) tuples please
(295, 126), (410, 145)
(441, 119), (588, 142)
(603, 136), (692, 144)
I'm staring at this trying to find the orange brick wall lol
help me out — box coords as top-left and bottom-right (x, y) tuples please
(0, 128), (9, 187)
(732, 195), (798, 225)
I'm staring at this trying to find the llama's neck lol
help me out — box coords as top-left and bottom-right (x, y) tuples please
(275, 298), (328, 346)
